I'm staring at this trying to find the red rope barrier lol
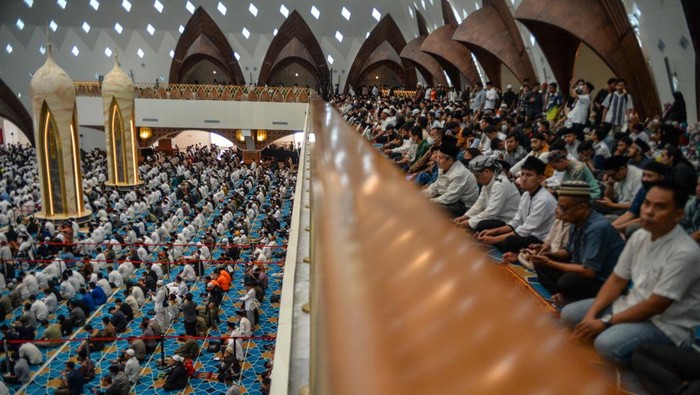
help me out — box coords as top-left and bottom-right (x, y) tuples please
(3, 334), (276, 344)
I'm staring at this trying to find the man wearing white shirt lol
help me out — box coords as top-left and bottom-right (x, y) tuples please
(477, 156), (557, 252)
(117, 260), (134, 280)
(484, 81), (499, 112)
(43, 288), (57, 314)
(109, 266), (124, 288)
(423, 136), (479, 218)
(60, 276), (76, 300)
(562, 182), (700, 363)
(92, 248), (107, 272)
(597, 155), (643, 215)
(455, 156), (520, 232)
(29, 295), (48, 321)
(96, 274), (112, 297)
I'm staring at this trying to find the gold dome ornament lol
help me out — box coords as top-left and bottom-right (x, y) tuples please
(29, 42), (91, 223)
(102, 52), (144, 189)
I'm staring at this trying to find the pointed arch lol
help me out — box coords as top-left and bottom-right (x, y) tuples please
(515, 0), (661, 118)
(39, 101), (66, 215)
(453, 0), (536, 86)
(109, 97), (127, 184)
(259, 10), (329, 86)
(401, 38), (447, 87)
(420, 25), (480, 87)
(401, 10), (447, 87)
(169, 6), (244, 84)
(345, 15), (417, 91)
(0, 77), (34, 146)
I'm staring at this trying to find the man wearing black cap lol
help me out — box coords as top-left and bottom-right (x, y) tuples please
(423, 136), (479, 218)
(530, 181), (624, 306)
(477, 156), (557, 252)
(597, 155), (643, 216)
(612, 161), (667, 236)
(627, 139), (651, 169)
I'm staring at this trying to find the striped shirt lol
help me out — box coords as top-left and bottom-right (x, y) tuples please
(602, 92), (633, 126)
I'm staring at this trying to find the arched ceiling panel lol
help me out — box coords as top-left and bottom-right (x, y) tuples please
(169, 6), (244, 84)
(259, 10), (329, 85)
(420, 25), (480, 87)
(346, 15), (416, 90)
(453, 0), (536, 85)
(516, 0), (661, 118)
(400, 37), (447, 87)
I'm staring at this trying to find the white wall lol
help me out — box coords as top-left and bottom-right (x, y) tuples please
(78, 126), (106, 152)
(171, 130), (212, 149)
(1, 118), (31, 146)
(622, 0), (696, 122)
(76, 97), (308, 131)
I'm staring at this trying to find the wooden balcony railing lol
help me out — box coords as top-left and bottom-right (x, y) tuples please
(74, 81), (312, 103)
(307, 94), (618, 394)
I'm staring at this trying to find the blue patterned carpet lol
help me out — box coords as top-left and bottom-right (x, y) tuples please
(3, 171), (293, 395)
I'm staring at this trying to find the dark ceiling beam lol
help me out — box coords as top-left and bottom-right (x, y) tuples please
(681, 0), (699, 119)
(0, 77), (34, 146)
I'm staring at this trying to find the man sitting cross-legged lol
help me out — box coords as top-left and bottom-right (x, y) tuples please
(529, 181), (624, 307)
(476, 156), (557, 253)
(454, 155), (520, 233)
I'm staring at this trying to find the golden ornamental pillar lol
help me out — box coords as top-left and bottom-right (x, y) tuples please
(29, 44), (91, 223)
(102, 55), (143, 189)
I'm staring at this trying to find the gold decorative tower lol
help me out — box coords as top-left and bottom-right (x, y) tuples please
(102, 54), (143, 189)
(29, 44), (91, 223)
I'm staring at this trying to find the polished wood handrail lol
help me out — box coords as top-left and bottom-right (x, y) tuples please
(73, 81), (312, 103)
(309, 94), (618, 394)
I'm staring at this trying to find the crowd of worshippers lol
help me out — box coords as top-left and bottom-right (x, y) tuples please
(333, 78), (700, 393)
(0, 143), (293, 395)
